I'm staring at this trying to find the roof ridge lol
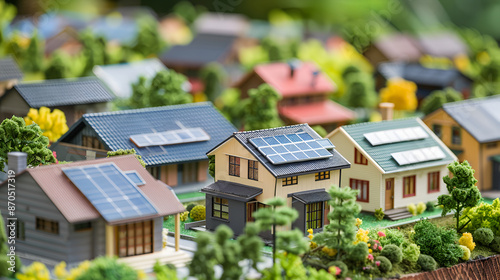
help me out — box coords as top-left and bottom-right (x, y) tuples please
(27, 155), (136, 172)
(342, 117), (420, 129)
(83, 101), (214, 118)
(15, 76), (101, 87)
(234, 123), (309, 135)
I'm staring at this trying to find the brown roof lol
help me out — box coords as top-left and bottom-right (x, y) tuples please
(373, 33), (422, 61)
(25, 155), (185, 224)
(403, 255), (500, 280)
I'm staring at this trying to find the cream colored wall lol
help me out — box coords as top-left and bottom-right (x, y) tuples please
(209, 137), (342, 208)
(383, 165), (449, 209)
(479, 142), (500, 191)
(423, 110), (483, 189)
(328, 128), (383, 212)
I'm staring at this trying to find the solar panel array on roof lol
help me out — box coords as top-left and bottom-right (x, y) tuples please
(316, 139), (335, 150)
(130, 127), (210, 148)
(364, 127), (428, 146)
(62, 163), (158, 222)
(249, 133), (332, 165)
(124, 170), (146, 186)
(391, 146), (446, 166)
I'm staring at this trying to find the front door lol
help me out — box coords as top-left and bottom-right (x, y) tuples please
(385, 178), (394, 210)
(492, 158), (500, 190)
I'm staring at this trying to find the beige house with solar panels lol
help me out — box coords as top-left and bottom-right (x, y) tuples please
(327, 118), (457, 216)
(202, 124), (350, 236)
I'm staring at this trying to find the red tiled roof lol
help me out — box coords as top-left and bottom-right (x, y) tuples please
(26, 155), (185, 224)
(254, 62), (336, 97)
(278, 100), (355, 125)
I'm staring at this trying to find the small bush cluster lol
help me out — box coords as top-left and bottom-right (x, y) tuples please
(460, 199), (500, 236)
(426, 201), (435, 212)
(375, 256), (392, 273)
(490, 236), (500, 253)
(190, 205), (206, 221)
(328, 261), (348, 277)
(416, 202), (426, 215)
(459, 245), (471, 261)
(374, 208), (385, 221)
(408, 203), (417, 216)
(186, 203), (197, 213)
(179, 211), (189, 222)
(459, 232), (475, 251)
(473, 228), (494, 246)
(381, 244), (403, 264)
(403, 243), (420, 263)
(418, 254), (438, 271)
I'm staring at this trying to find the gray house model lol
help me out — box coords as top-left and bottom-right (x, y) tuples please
(0, 77), (115, 125)
(50, 102), (237, 199)
(202, 124), (350, 236)
(0, 153), (186, 268)
(0, 56), (23, 96)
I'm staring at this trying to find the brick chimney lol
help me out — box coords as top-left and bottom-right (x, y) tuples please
(379, 102), (394, 121)
(8, 152), (27, 174)
(86, 150), (96, 161)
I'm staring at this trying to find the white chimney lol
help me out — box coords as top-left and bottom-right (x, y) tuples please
(86, 150), (96, 161)
(379, 102), (395, 121)
(8, 152), (27, 174)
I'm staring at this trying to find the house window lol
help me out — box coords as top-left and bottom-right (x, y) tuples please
(350, 179), (369, 202)
(246, 201), (268, 222)
(36, 218), (59, 234)
(16, 221), (25, 240)
(433, 124), (442, 139)
(306, 202), (323, 229)
(213, 197), (229, 220)
(82, 135), (105, 150)
(74, 222), (92, 231)
(452, 127), (461, 145)
(315, 171), (330, 181)
(229, 156), (240, 177)
(146, 167), (160, 180)
(354, 148), (368, 165)
(282, 176), (298, 186)
(117, 220), (153, 257)
(403, 175), (416, 197)
(248, 160), (258, 181)
(428, 172), (440, 193)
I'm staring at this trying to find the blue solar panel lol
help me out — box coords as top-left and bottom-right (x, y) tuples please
(316, 139), (335, 149)
(125, 171), (146, 186)
(63, 163), (157, 222)
(249, 133), (333, 164)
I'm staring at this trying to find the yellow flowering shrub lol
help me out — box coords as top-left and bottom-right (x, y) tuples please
(354, 228), (369, 245)
(24, 107), (69, 142)
(355, 218), (362, 229)
(179, 211), (189, 222)
(459, 232), (476, 252)
(459, 245), (471, 261)
(322, 246), (337, 257)
(16, 262), (50, 280)
(380, 78), (418, 111)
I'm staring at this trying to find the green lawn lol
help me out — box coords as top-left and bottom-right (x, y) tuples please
(163, 215), (199, 239)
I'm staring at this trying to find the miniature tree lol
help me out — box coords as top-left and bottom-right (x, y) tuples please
(243, 84), (282, 131)
(172, 1), (206, 24)
(420, 87), (463, 115)
(24, 107), (69, 142)
(237, 222), (264, 273)
(216, 88), (245, 128)
(75, 257), (137, 280)
(132, 16), (165, 57)
(208, 155), (215, 178)
(379, 78), (418, 112)
(252, 197), (306, 265)
(129, 76), (149, 108)
(44, 51), (70, 79)
(23, 30), (43, 72)
(200, 62), (226, 102)
(437, 161), (482, 232)
(107, 149), (146, 168)
(188, 231), (220, 280)
(0, 116), (56, 172)
(214, 225), (243, 280)
(313, 185), (361, 260)
(343, 73), (378, 108)
(79, 30), (108, 76)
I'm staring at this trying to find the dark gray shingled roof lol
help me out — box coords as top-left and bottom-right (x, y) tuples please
(201, 180), (263, 202)
(443, 95), (500, 143)
(13, 77), (115, 108)
(290, 189), (331, 204)
(210, 124), (350, 178)
(0, 56), (23, 81)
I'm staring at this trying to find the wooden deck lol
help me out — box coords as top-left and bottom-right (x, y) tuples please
(118, 247), (191, 271)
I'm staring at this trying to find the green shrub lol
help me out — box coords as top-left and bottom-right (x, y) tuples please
(407, 203), (417, 216)
(473, 228), (494, 246)
(490, 236), (500, 253)
(381, 244), (403, 264)
(414, 219), (462, 267)
(403, 243), (420, 263)
(346, 242), (369, 263)
(379, 228), (405, 247)
(459, 245), (471, 261)
(426, 201), (435, 212)
(417, 254), (437, 271)
(190, 205), (206, 221)
(374, 208), (385, 221)
(75, 257), (138, 280)
(327, 260), (348, 278)
(186, 203), (197, 213)
(180, 211), (189, 222)
(461, 199), (500, 236)
(375, 256), (392, 273)
(416, 202), (426, 215)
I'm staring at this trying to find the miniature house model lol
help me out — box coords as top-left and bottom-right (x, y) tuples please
(423, 96), (500, 191)
(202, 124), (350, 236)
(0, 153), (185, 267)
(327, 118), (457, 213)
(235, 61), (355, 131)
(50, 102), (237, 198)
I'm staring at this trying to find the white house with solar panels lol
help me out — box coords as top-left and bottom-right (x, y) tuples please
(202, 124), (351, 236)
(0, 153), (188, 269)
(327, 118), (457, 219)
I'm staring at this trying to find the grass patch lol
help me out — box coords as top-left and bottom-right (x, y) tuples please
(163, 215), (199, 238)
(177, 192), (206, 202)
